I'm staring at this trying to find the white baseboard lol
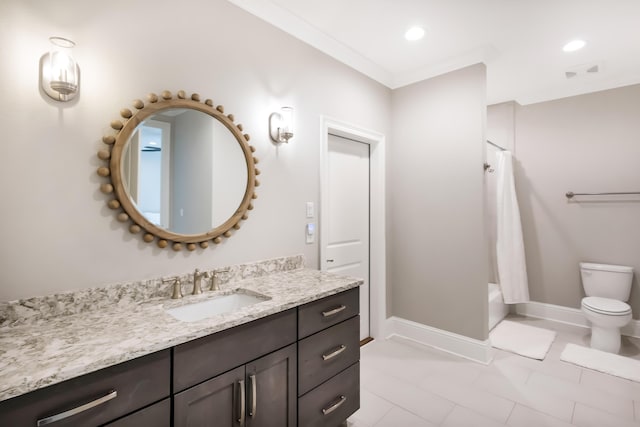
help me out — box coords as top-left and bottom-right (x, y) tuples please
(384, 316), (493, 364)
(381, 305), (639, 365)
(514, 301), (640, 339)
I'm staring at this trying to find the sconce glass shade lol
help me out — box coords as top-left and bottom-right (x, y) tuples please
(269, 106), (294, 144)
(41, 37), (79, 102)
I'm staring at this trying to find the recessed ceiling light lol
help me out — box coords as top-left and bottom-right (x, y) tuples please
(405, 26), (425, 41)
(563, 39), (586, 52)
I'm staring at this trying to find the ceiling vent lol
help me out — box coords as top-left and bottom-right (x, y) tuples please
(565, 61), (603, 79)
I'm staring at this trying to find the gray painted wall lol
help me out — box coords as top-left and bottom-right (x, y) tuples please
(389, 64), (488, 340)
(2, 0), (493, 343)
(487, 102), (516, 152)
(0, 0), (390, 301)
(498, 84), (640, 318)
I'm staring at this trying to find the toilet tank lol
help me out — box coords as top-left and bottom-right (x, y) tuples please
(580, 262), (634, 301)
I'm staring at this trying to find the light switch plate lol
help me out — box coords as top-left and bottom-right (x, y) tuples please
(306, 202), (314, 218)
(306, 223), (315, 244)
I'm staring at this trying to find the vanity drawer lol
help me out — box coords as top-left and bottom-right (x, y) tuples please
(298, 288), (359, 339)
(298, 362), (360, 427)
(104, 398), (170, 427)
(298, 316), (360, 395)
(173, 308), (296, 392)
(0, 349), (170, 427)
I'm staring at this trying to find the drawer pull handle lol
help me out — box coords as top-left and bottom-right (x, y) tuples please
(36, 390), (117, 426)
(322, 305), (346, 317)
(237, 379), (246, 426)
(322, 345), (347, 361)
(248, 374), (257, 417)
(322, 395), (347, 416)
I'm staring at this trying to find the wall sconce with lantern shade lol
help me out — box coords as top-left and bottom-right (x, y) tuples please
(269, 106), (294, 144)
(40, 36), (79, 102)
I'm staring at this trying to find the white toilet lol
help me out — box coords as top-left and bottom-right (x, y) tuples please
(580, 262), (634, 353)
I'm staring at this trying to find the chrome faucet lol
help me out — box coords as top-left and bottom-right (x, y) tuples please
(210, 268), (231, 291)
(192, 269), (205, 295)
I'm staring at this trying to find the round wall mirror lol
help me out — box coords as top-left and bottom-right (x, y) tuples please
(96, 90), (260, 251)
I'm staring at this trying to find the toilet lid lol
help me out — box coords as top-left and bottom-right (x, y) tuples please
(582, 297), (631, 315)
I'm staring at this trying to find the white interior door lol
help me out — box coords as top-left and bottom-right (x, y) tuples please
(325, 134), (370, 340)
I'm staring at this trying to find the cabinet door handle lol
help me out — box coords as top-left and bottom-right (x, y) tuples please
(322, 305), (346, 317)
(248, 374), (257, 417)
(322, 395), (347, 416)
(36, 390), (117, 426)
(237, 380), (246, 427)
(322, 344), (347, 361)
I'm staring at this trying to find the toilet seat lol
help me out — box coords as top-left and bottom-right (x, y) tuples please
(582, 297), (631, 316)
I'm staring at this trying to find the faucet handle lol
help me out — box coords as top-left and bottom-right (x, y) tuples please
(210, 268), (231, 291)
(163, 277), (183, 299)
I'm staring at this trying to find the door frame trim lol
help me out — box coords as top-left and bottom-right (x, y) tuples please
(319, 116), (386, 340)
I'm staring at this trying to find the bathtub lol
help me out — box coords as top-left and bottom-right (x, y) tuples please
(488, 283), (509, 330)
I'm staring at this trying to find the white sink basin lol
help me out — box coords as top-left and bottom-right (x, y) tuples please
(166, 292), (269, 322)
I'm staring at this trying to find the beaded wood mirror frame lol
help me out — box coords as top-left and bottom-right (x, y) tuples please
(96, 90), (259, 251)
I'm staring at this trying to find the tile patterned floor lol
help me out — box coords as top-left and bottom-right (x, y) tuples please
(347, 315), (640, 426)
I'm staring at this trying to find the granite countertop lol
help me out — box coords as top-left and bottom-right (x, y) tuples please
(0, 267), (362, 403)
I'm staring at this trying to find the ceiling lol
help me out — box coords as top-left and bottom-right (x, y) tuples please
(228, 0), (640, 105)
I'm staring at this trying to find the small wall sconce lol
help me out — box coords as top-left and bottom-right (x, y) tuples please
(41, 36), (79, 102)
(269, 106), (294, 144)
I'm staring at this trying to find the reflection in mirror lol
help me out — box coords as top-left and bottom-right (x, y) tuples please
(123, 120), (170, 228)
(122, 109), (248, 235)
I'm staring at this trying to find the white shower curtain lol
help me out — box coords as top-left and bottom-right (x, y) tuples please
(496, 151), (529, 303)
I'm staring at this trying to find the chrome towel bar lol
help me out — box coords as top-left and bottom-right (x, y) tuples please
(566, 191), (640, 199)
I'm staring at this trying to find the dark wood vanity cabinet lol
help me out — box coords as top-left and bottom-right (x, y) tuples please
(298, 287), (359, 338)
(173, 309), (297, 393)
(0, 349), (170, 427)
(0, 288), (360, 427)
(297, 288), (360, 426)
(174, 344), (297, 427)
(298, 362), (360, 427)
(173, 309), (298, 427)
(172, 289), (360, 427)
